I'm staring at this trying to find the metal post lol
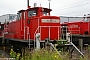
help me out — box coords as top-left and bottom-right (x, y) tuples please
(27, 0), (29, 8)
(70, 33), (72, 42)
(36, 33), (40, 49)
(48, 0), (51, 9)
(40, 26), (41, 40)
(62, 27), (64, 40)
(67, 33), (71, 42)
(28, 34), (30, 49)
(79, 39), (83, 52)
(34, 34), (35, 49)
(66, 26), (67, 40)
(2, 33), (4, 44)
(49, 1), (50, 9)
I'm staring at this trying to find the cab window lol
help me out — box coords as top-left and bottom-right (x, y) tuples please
(42, 8), (49, 16)
(43, 11), (49, 16)
(28, 10), (37, 17)
(0, 25), (4, 30)
(17, 13), (22, 20)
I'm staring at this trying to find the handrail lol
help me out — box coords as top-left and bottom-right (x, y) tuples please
(28, 33), (30, 49)
(34, 27), (39, 48)
(61, 26), (80, 42)
(27, 26), (29, 40)
(26, 26), (31, 49)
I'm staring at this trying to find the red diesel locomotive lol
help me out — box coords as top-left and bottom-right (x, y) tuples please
(3, 4), (61, 44)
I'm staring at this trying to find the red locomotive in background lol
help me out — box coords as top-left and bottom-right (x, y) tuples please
(61, 16), (90, 45)
(61, 16), (90, 35)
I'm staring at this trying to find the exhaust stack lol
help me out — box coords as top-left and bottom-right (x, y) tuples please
(27, 0), (30, 8)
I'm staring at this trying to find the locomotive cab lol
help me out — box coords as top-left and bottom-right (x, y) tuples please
(27, 7), (51, 17)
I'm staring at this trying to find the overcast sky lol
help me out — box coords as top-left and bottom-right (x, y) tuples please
(0, 0), (90, 17)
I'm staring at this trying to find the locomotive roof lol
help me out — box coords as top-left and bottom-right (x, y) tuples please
(27, 7), (52, 11)
(18, 10), (25, 13)
(18, 7), (52, 13)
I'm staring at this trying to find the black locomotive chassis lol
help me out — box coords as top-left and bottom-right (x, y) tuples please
(72, 34), (90, 45)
